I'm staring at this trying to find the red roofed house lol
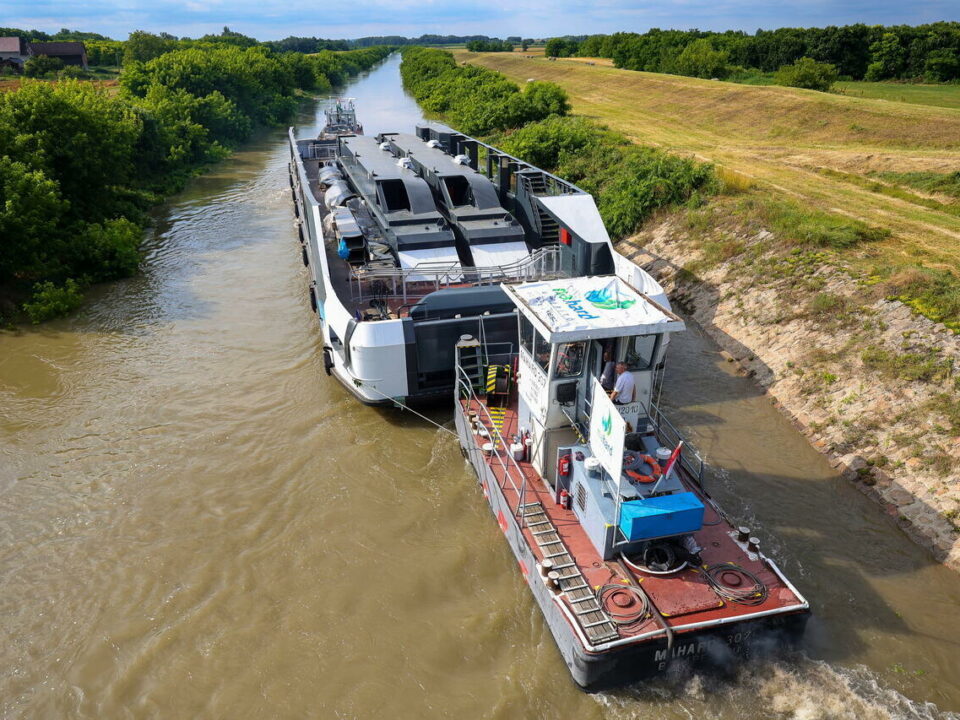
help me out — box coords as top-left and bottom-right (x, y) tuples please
(0, 36), (28, 72)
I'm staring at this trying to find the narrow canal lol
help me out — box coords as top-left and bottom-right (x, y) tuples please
(1, 54), (958, 719)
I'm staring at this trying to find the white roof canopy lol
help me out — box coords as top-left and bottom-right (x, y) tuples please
(504, 276), (685, 343)
(538, 194), (610, 244)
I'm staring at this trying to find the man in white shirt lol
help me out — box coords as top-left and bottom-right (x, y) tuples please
(609, 362), (635, 405)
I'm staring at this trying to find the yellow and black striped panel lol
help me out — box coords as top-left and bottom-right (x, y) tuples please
(485, 365), (499, 394)
(487, 405), (507, 431)
(485, 364), (512, 395)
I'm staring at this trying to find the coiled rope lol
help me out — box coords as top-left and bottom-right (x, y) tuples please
(699, 562), (768, 606)
(596, 584), (650, 628)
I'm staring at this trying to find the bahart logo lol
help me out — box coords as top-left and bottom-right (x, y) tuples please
(601, 411), (612, 436)
(585, 286), (636, 311)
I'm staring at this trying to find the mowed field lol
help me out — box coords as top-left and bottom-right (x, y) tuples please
(834, 81), (960, 110)
(454, 50), (960, 276)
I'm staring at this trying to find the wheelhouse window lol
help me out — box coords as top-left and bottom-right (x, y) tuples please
(555, 341), (585, 378)
(533, 328), (552, 373)
(520, 315), (534, 356)
(520, 315), (552, 375)
(624, 334), (658, 371)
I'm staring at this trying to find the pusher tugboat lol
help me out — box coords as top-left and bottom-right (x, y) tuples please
(454, 276), (809, 690)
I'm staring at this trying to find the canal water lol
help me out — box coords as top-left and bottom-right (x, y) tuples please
(1, 54), (958, 719)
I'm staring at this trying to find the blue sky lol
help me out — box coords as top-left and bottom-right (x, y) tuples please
(3, 0), (958, 40)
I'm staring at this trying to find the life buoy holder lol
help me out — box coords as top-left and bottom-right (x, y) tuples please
(626, 454), (662, 484)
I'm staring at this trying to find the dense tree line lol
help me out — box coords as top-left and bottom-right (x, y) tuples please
(400, 48), (715, 239)
(264, 34), (515, 54)
(465, 39), (514, 52)
(0, 43), (393, 321)
(0, 26), (112, 42)
(400, 47), (569, 135)
(552, 23), (960, 82)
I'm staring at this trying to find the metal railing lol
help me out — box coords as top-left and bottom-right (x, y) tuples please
(454, 347), (531, 527)
(348, 245), (564, 305)
(517, 172), (580, 199)
(300, 141), (338, 161)
(648, 402), (706, 488)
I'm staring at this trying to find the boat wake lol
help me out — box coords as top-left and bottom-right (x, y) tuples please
(594, 658), (958, 719)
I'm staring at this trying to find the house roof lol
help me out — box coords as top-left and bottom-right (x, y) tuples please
(0, 37), (25, 53)
(29, 41), (87, 56)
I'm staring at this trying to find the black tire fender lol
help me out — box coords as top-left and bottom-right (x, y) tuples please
(301, 246), (309, 267)
(322, 347), (334, 376)
(309, 285), (317, 313)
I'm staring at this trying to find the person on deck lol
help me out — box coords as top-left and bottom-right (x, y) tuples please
(599, 350), (616, 391)
(609, 362), (635, 405)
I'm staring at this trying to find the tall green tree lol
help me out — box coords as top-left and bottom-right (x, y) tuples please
(673, 39), (730, 78)
(123, 30), (175, 64)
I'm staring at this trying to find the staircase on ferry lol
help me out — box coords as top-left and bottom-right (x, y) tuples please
(519, 174), (560, 245)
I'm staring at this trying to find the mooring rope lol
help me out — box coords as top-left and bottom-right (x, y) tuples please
(356, 380), (458, 438)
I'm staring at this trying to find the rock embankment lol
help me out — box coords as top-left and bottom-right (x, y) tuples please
(625, 217), (960, 571)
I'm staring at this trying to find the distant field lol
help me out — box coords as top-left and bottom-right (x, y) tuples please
(834, 81), (960, 110)
(454, 49), (960, 283)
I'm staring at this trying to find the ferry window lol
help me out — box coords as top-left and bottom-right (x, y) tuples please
(533, 329), (551, 373)
(624, 334), (658, 371)
(379, 180), (410, 212)
(520, 316), (534, 356)
(555, 342), (585, 378)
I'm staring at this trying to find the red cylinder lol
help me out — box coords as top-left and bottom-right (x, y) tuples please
(559, 489), (570, 509)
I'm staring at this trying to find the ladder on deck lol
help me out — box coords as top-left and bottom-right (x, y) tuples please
(457, 339), (485, 395)
(520, 502), (619, 645)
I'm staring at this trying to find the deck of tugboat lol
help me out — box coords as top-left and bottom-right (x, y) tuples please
(459, 392), (808, 649)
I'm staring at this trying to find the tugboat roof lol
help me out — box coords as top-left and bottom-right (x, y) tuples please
(504, 276), (685, 342)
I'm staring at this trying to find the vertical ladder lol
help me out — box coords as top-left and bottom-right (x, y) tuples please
(457, 338), (484, 396)
(520, 502), (619, 645)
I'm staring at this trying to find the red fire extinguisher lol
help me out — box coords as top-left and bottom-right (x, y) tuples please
(559, 489), (571, 510)
(558, 453), (571, 478)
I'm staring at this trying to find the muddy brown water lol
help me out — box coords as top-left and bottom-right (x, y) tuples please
(1, 55), (958, 719)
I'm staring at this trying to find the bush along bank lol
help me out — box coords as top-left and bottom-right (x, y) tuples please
(399, 48), (718, 239)
(627, 195), (960, 570)
(0, 44), (393, 323)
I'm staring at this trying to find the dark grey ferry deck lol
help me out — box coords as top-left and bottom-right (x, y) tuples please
(289, 114), (657, 403)
(380, 132), (528, 268)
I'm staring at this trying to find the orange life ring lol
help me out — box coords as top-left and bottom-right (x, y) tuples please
(625, 454), (662, 484)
